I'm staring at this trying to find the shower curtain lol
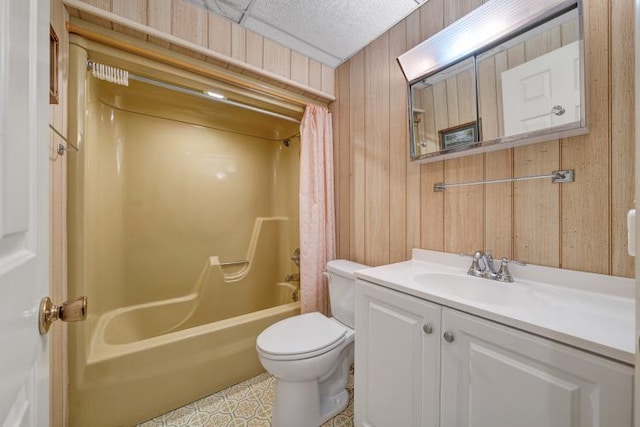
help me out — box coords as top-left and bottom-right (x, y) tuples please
(299, 105), (336, 315)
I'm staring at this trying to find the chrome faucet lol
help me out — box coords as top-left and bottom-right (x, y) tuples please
(462, 250), (526, 283)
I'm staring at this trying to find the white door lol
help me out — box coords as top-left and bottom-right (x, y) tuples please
(441, 309), (633, 427)
(0, 0), (50, 426)
(502, 40), (581, 136)
(354, 280), (441, 427)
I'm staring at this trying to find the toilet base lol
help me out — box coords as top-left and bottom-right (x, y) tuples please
(271, 379), (349, 427)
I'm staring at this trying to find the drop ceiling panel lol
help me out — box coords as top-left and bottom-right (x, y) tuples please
(184, 0), (425, 68)
(249, 0), (420, 64)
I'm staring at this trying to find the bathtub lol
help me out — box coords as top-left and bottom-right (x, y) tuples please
(67, 42), (303, 427)
(71, 299), (299, 427)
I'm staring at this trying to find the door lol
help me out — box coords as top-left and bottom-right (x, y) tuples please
(0, 0), (50, 426)
(354, 280), (441, 427)
(441, 309), (633, 427)
(502, 40), (581, 136)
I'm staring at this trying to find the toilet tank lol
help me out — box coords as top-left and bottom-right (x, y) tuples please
(326, 260), (369, 329)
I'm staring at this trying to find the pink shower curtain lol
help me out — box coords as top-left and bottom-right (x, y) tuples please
(299, 104), (336, 315)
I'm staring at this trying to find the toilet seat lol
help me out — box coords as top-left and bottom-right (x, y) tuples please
(257, 312), (347, 361)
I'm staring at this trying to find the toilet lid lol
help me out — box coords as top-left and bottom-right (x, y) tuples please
(257, 312), (347, 360)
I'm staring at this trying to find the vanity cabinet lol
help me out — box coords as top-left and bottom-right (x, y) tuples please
(354, 280), (634, 427)
(354, 280), (441, 427)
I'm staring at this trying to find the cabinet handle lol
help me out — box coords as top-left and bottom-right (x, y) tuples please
(443, 331), (455, 343)
(422, 324), (433, 334)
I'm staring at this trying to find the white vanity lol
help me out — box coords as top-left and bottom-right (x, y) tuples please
(354, 249), (635, 427)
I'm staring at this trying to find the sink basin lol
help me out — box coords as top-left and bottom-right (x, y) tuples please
(412, 272), (515, 305)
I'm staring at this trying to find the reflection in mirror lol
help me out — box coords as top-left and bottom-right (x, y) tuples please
(410, 57), (477, 158)
(477, 8), (581, 140)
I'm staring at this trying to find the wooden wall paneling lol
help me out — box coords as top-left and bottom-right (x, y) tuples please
(309, 60), (323, 92)
(421, 81), (448, 251)
(524, 27), (561, 60)
(111, 0), (147, 40)
(443, 155), (485, 254)
(364, 34), (391, 266)
(263, 38), (291, 79)
(170, 0), (208, 47)
(230, 24), (246, 62)
(321, 64), (335, 94)
(404, 10), (423, 257)
(332, 0), (630, 279)
(561, 19), (580, 44)
(146, 0), (172, 48)
(441, 0), (485, 255)
(479, 54), (513, 258)
(335, 63), (351, 260)
(417, 0), (446, 253)
(349, 51), (366, 263)
(79, 0), (113, 28)
(245, 30), (264, 68)
(610, 0), (635, 277)
(444, 0), (485, 26)
(494, 52), (507, 136)
(207, 13), (232, 57)
(561, 0), (610, 274)
(456, 68), (475, 123)
(513, 142), (561, 266)
(445, 76), (460, 125)
(419, 0), (444, 41)
(389, 22), (408, 263)
(484, 150), (513, 257)
(290, 51), (310, 86)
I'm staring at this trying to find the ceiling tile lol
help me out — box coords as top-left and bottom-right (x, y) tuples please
(249, 0), (421, 61)
(183, 0), (425, 67)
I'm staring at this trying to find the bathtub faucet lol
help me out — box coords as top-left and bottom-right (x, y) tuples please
(284, 273), (300, 282)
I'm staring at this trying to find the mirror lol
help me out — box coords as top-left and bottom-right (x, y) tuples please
(401, 0), (586, 162)
(476, 8), (581, 142)
(410, 57), (477, 158)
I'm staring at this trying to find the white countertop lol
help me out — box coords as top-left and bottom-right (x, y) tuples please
(355, 249), (636, 365)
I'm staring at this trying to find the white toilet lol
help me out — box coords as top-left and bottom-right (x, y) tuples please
(256, 259), (367, 427)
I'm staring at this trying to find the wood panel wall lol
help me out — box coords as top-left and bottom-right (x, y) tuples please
(333, 0), (635, 278)
(72, 0), (335, 95)
(50, 1), (70, 426)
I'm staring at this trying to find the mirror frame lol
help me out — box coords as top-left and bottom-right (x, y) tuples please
(398, 0), (587, 163)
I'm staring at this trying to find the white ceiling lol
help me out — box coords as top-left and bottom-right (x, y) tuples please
(184, 0), (425, 68)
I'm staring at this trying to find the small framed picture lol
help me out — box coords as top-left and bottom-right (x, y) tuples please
(439, 121), (479, 150)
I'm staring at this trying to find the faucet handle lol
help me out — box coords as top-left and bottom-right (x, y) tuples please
(496, 257), (527, 283)
(463, 251), (485, 277)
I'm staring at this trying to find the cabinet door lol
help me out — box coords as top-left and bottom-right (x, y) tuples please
(354, 280), (441, 427)
(441, 308), (633, 427)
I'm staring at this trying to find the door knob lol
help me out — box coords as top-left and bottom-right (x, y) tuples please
(423, 323), (433, 334)
(39, 296), (87, 335)
(551, 105), (566, 116)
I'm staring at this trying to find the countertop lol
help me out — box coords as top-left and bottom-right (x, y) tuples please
(355, 249), (635, 365)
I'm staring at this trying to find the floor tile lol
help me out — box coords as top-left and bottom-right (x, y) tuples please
(139, 372), (354, 427)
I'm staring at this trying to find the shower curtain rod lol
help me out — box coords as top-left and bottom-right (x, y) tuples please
(87, 60), (301, 124)
(131, 73), (301, 124)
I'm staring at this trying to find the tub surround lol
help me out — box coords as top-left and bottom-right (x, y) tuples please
(356, 249), (635, 364)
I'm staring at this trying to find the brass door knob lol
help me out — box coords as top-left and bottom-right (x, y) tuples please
(39, 296), (87, 335)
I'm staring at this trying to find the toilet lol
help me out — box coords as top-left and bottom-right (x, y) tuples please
(256, 259), (368, 427)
